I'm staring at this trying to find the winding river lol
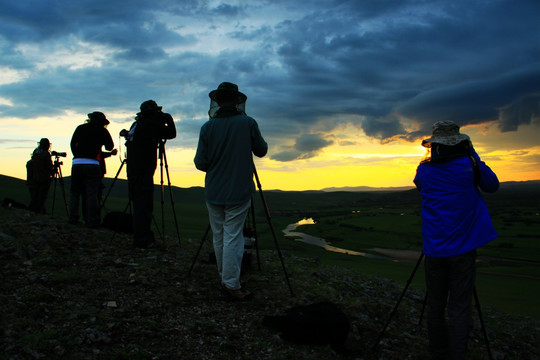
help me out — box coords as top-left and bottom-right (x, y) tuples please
(282, 218), (539, 268)
(282, 218), (421, 262)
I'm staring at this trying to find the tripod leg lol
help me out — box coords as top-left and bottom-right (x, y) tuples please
(373, 252), (425, 350)
(249, 199), (262, 271)
(188, 224), (211, 277)
(473, 287), (493, 360)
(152, 214), (164, 246)
(253, 164), (294, 297)
(162, 148), (182, 246)
(101, 159), (125, 209)
(414, 293), (428, 333)
(57, 166), (69, 216)
(51, 176), (58, 215)
(159, 150), (166, 245)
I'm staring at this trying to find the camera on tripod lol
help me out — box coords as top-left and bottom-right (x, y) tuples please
(51, 151), (67, 157)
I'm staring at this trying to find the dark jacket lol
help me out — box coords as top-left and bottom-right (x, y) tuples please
(126, 111), (176, 176)
(194, 107), (267, 205)
(71, 123), (114, 160)
(28, 148), (53, 183)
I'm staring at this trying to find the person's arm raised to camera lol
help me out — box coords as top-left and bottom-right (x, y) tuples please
(470, 146), (499, 193)
(160, 113), (177, 140)
(250, 118), (267, 158)
(102, 128), (114, 151)
(194, 124), (209, 172)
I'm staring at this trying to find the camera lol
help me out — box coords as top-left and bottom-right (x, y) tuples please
(120, 129), (129, 137)
(51, 151), (67, 157)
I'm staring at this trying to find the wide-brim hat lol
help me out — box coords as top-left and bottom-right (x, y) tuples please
(421, 121), (470, 148)
(209, 82), (247, 104)
(140, 100), (162, 113)
(88, 111), (110, 125)
(39, 138), (50, 146)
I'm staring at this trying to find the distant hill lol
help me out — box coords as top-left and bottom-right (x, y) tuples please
(1, 173), (538, 196)
(321, 185), (415, 192)
(498, 179), (540, 190)
(321, 180), (540, 192)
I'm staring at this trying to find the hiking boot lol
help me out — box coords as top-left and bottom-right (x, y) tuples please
(220, 284), (252, 301)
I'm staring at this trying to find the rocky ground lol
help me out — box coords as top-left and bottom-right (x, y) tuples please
(1, 207), (538, 359)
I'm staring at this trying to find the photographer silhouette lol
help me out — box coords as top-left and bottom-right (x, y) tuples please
(27, 138), (54, 213)
(68, 112), (114, 228)
(125, 100), (176, 249)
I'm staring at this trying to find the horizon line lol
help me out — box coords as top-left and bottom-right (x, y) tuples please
(2, 173), (539, 193)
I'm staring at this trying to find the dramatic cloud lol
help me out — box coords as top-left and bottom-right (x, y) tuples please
(397, 66), (540, 133)
(0, 0), (539, 162)
(271, 133), (333, 161)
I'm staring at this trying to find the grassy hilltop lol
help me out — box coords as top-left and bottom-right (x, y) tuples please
(1, 174), (539, 359)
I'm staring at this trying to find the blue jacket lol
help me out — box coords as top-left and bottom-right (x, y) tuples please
(414, 150), (499, 257)
(194, 110), (267, 205)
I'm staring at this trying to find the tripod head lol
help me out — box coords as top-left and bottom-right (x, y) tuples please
(52, 155), (64, 171)
(51, 151), (66, 168)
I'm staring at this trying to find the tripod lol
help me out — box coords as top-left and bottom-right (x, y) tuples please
(373, 253), (493, 360)
(100, 158), (126, 212)
(157, 140), (182, 246)
(51, 155), (69, 216)
(101, 144), (180, 247)
(188, 162), (294, 297)
(244, 199), (262, 272)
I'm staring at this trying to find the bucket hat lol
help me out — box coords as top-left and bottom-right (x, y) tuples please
(421, 121), (470, 148)
(208, 82), (247, 104)
(140, 100), (162, 113)
(87, 111), (110, 125)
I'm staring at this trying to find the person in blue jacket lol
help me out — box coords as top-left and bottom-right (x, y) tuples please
(194, 82), (268, 300)
(414, 121), (499, 360)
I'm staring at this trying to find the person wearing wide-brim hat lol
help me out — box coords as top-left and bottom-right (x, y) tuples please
(125, 99), (176, 249)
(194, 82), (268, 300)
(421, 120), (471, 148)
(414, 120), (499, 359)
(137, 99), (163, 114)
(39, 138), (51, 148)
(87, 111), (110, 126)
(207, 82), (248, 119)
(69, 111), (114, 228)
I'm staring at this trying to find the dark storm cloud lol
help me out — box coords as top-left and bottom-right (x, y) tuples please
(295, 133), (333, 153)
(1, 0), (539, 161)
(270, 133), (333, 161)
(499, 94), (540, 132)
(252, 0), (540, 146)
(361, 116), (406, 142)
(397, 66), (540, 134)
(0, 1), (194, 48)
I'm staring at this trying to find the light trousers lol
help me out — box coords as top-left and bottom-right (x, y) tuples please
(207, 200), (251, 290)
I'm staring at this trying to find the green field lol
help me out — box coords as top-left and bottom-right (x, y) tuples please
(2, 174), (539, 319)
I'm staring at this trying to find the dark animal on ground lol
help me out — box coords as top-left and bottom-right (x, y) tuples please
(262, 301), (350, 350)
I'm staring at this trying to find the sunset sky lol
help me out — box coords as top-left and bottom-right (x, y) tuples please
(1, 0), (539, 191)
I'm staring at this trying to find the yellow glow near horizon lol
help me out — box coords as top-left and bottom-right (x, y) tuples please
(1, 116), (539, 191)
